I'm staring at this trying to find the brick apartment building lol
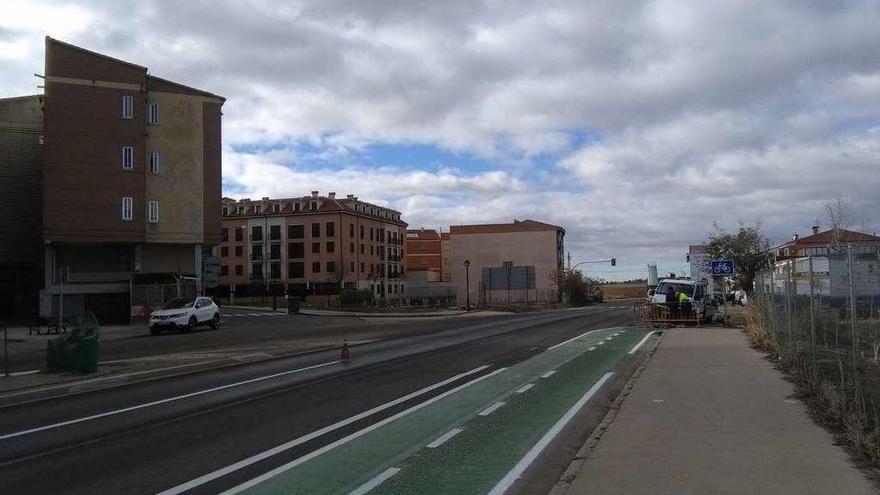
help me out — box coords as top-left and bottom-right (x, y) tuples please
(405, 229), (443, 280)
(450, 219), (565, 306)
(0, 37), (224, 322)
(215, 192), (407, 301)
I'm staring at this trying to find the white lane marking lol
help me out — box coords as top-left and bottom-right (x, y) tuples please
(219, 367), (507, 495)
(547, 329), (603, 351)
(0, 360), (340, 441)
(604, 337), (613, 341)
(588, 347), (596, 351)
(426, 428), (464, 448)
(628, 331), (656, 355)
(157, 365), (490, 495)
(515, 384), (534, 394)
(479, 401), (506, 417)
(540, 370), (556, 379)
(596, 341), (605, 346)
(487, 372), (614, 495)
(3, 369), (41, 377)
(349, 467), (401, 495)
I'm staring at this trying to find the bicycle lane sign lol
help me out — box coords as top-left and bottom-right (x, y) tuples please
(709, 260), (735, 276)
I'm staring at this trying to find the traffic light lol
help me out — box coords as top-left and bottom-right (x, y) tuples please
(611, 257), (616, 266)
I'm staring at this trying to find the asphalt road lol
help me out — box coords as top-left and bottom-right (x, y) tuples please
(0, 304), (640, 495)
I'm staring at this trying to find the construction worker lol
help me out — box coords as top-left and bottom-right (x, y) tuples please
(678, 290), (692, 318)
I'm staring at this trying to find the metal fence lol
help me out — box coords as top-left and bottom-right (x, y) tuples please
(752, 244), (880, 462)
(479, 286), (558, 306)
(130, 281), (198, 317)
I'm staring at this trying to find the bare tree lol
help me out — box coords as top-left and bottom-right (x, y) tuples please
(825, 195), (853, 253)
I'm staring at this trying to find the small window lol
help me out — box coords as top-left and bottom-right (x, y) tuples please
(350, 261), (355, 272)
(294, 202), (301, 212)
(273, 203), (280, 213)
(147, 101), (159, 125)
(327, 261), (336, 274)
(223, 207), (229, 216)
(149, 151), (160, 174)
(235, 265), (243, 276)
(221, 228), (229, 242)
(148, 200), (159, 223)
(121, 95), (134, 119)
(312, 223), (320, 237)
(326, 222), (335, 237)
(236, 206), (244, 215)
(312, 261), (321, 273)
(122, 146), (134, 170)
(220, 265), (229, 276)
(235, 246), (243, 256)
(309, 201), (317, 211)
(255, 205), (262, 214)
(327, 241), (335, 253)
(220, 246), (229, 257)
(288, 224), (304, 239)
(122, 197), (133, 220)
(312, 242), (320, 254)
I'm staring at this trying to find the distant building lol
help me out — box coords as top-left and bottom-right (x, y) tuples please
(405, 229), (442, 281)
(215, 192), (407, 302)
(449, 219), (565, 306)
(687, 244), (716, 293)
(1, 37), (225, 322)
(762, 227), (880, 297)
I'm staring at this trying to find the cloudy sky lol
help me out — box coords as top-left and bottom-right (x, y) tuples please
(3, 0), (879, 280)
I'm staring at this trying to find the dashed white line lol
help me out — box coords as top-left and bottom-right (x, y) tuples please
(349, 467), (401, 495)
(487, 372), (615, 495)
(588, 347), (596, 351)
(1, 360), (341, 442)
(217, 367), (506, 495)
(478, 401), (506, 416)
(540, 370), (556, 379)
(515, 384), (534, 394)
(547, 329), (603, 350)
(628, 331), (656, 354)
(426, 428), (464, 448)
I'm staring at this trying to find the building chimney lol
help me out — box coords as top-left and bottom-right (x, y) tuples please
(792, 233), (799, 241)
(311, 191), (319, 198)
(812, 225), (819, 235)
(328, 192), (336, 199)
(262, 196), (269, 201)
(347, 194), (354, 199)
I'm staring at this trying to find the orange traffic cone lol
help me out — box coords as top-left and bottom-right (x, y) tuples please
(341, 341), (351, 362)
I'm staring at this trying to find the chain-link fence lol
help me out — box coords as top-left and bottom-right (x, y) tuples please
(751, 243), (880, 464)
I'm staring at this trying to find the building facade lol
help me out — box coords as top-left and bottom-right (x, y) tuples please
(215, 192), (407, 301)
(449, 219), (565, 306)
(0, 37), (225, 322)
(405, 229), (443, 281)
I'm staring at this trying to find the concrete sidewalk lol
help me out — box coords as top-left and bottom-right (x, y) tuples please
(556, 328), (877, 495)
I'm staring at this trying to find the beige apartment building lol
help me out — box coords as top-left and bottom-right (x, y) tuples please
(215, 192), (407, 301)
(450, 219), (565, 306)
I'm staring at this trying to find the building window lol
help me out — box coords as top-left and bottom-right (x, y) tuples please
(294, 202), (301, 212)
(148, 200), (159, 223)
(270, 225), (281, 241)
(288, 224), (304, 239)
(235, 265), (243, 276)
(350, 242), (354, 253)
(361, 263), (365, 273)
(122, 146), (134, 170)
(251, 226), (262, 241)
(149, 151), (160, 174)
(350, 224), (355, 237)
(312, 262), (321, 273)
(360, 244), (364, 254)
(221, 265), (229, 276)
(370, 228), (374, 241)
(121, 95), (133, 119)
(288, 262), (304, 278)
(251, 264), (263, 280)
(235, 227), (243, 241)
(327, 261), (336, 274)
(350, 261), (355, 272)
(327, 241), (335, 253)
(220, 246), (229, 257)
(288, 242), (304, 258)
(360, 225), (365, 239)
(371, 245), (374, 256)
(221, 228), (228, 242)
(147, 101), (159, 125)
(312, 223), (320, 237)
(312, 242), (320, 254)
(270, 263), (281, 280)
(326, 222), (335, 237)
(223, 207), (229, 216)
(236, 206), (244, 215)
(121, 197), (133, 221)
(270, 244), (281, 260)
(309, 201), (317, 211)
(273, 203), (280, 213)
(255, 205), (262, 214)
(235, 246), (243, 257)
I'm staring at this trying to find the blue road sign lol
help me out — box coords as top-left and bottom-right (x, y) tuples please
(709, 259), (735, 276)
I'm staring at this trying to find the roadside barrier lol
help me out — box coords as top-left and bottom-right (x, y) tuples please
(632, 300), (699, 326)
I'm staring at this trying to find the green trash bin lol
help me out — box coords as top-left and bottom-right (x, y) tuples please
(46, 312), (101, 373)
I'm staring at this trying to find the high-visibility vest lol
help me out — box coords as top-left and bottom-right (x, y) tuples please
(678, 292), (690, 302)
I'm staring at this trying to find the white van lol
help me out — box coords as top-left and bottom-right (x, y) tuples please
(648, 279), (718, 322)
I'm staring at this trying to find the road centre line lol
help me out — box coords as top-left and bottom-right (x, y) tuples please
(426, 428), (464, 448)
(0, 360), (341, 442)
(547, 329), (603, 351)
(588, 347), (596, 351)
(349, 467), (401, 495)
(157, 365), (491, 495)
(628, 331), (656, 355)
(219, 367), (508, 495)
(479, 401), (507, 416)
(515, 384), (534, 394)
(487, 372), (615, 495)
(540, 370), (556, 379)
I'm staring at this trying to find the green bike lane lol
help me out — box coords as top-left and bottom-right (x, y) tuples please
(227, 326), (652, 495)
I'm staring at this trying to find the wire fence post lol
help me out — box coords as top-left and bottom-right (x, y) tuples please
(808, 255), (817, 378)
(785, 261), (792, 348)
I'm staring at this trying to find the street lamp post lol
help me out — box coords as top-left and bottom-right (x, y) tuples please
(464, 259), (471, 310)
(568, 258), (616, 305)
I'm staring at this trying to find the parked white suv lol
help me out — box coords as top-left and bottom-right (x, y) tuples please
(149, 297), (220, 335)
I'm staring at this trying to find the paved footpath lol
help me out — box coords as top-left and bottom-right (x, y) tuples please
(559, 327), (877, 495)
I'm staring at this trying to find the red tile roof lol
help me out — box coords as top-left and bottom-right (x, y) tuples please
(782, 228), (880, 247)
(450, 219), (564, 235)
